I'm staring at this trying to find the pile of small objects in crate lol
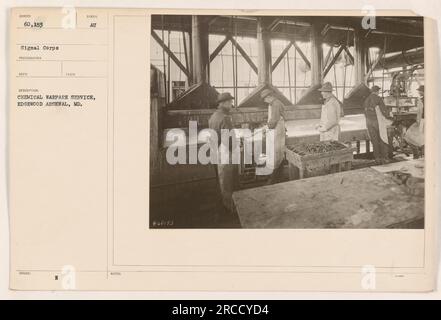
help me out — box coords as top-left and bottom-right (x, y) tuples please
(286, 141), (347, 156)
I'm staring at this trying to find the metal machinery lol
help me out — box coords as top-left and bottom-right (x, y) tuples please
(382, 68), (421, 154)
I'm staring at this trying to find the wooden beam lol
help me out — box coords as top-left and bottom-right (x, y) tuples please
(209, 36), (230, 62)
(191, 16), (209, 84)
(269, 18), (282, 31)
(151, 30), (190, 78)
(189, 27), (193, 82)
(256, 17), (272, 84)
(180, 17), (190, 79)
(323, 46), (333, 70)
(321, 24), (331, 36)
(182, 30), (190, 76)
(343, 46), (354, 65)
(364, 28), (373, 38)
(207, 16), (219, 25)
(310, 23), (323, 85)
(365, 49), (384, 82)
(371, 30), (423, 38)
(323, 45), (344, 78)
(230, 35), (258, 74)
(354, 28), (366, 85)
(271, 41), (293, 72)
(292, 41), (311, 70)
(366, 47), (371, 73)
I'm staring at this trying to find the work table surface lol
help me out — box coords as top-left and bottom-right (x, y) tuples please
(163, 114), (368, 147)
(233, 160), (424, 229)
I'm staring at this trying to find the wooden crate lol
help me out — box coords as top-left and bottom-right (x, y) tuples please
(285, 141), (355, 180)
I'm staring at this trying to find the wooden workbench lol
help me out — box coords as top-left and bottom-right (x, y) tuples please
(163, 114), (368, 147)
(285, 114), (368, 144)
(232, 164), (424, 229)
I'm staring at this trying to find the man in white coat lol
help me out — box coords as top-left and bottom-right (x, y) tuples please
(316, 82), (343, 141)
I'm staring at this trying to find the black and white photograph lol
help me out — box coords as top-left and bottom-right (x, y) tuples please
(4, 1), (441, 296)
(149, 14), (425, 229)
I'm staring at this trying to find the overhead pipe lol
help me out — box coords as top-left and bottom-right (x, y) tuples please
(373, 47), (424, 71)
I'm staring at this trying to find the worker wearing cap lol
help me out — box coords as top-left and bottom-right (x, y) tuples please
(260, 88), (286, 184)
(363, 85), (392, 164)
(316, 82), (343, 141)
(208, 92), (238, 212)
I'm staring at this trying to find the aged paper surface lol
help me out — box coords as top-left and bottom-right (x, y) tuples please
(8, 7), (438, 291)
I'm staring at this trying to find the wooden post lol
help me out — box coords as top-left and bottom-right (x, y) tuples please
(182, 30), (190, 80)
(354, 28), (366, 85)
(191, 16), (209, 84)
(150, 68), (166, 185)
(310, 22), (323, 86)
(257, 17), (272, 85)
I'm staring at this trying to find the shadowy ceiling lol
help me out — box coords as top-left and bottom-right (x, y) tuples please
(151, 15), (424, 54)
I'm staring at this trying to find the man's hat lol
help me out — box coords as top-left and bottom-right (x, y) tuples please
(260, 88), (274, 99)
(217, 92), (234, 104)
(371, 85), (381, 93)
(417, 85), (424, 92)
(318, 82), (333, 92)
